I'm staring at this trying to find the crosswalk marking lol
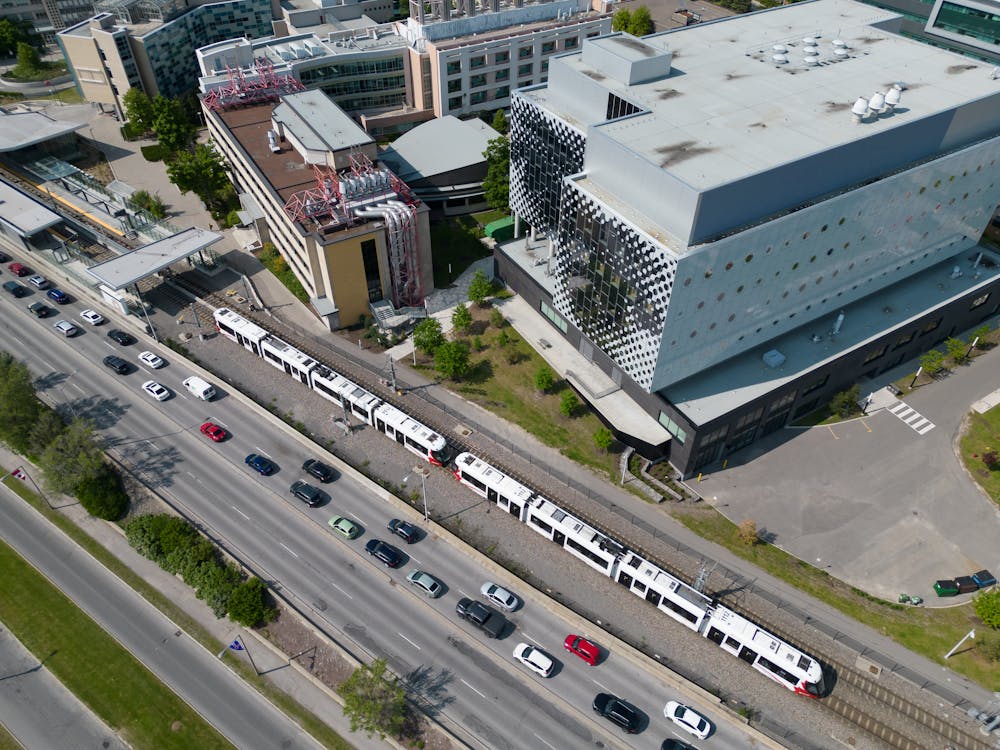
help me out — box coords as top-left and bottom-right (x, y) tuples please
(887, 402), (935, 434)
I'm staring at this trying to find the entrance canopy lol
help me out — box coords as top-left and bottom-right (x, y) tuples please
(0, 179), (62, 237)
(86, 227), (222, 289)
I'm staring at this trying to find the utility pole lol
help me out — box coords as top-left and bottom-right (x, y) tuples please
(944, 629), (975, 659)
(386, 353), (396, 392)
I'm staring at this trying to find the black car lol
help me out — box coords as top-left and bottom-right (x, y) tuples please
(3, 281), (27, 297)
(387, 518), (419, 543)
(290, 480), (322, 507)
(302, 458), (336, 482)
(102, 355), (130, 374)
(28, 302), (54, 318)
(0, 251), (8, 263)
(661, 741), (694, 750)
(107, 328), (136, 345)
(364, 539), (403, 568)
(592, 693), (641, 734)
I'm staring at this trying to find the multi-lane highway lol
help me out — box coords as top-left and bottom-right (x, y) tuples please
(0, 262), (772, 750)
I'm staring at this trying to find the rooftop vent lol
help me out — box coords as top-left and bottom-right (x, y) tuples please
(832, 38), (846, 48)
(851, 96), (869, 124)
(772, 44), (787, 53)
(834, 47), (849, 57)
(804, 55), (819, 66)
(762, 349), (786, 368)
(772, 53), (788, 64)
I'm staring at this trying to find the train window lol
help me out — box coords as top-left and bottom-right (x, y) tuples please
(218, 322), (236, 337)
(644, 589), (661, 606)
(565, 538), (611, 570)
(725, 636), (740, 649)
(706, 628), (724, 645)
(264, 350), (282, 365)
(738, 646), (758, 664)
(660, 598), (699, 624)
(632, 582), (647, 594)
(462, 473), (487, 493)
(797, 655), (813, 671)
(529, 515), (553, 534)
(625, 555), (641, 569)
(312, 381), (341, 404)
(757, 656), (796, 686)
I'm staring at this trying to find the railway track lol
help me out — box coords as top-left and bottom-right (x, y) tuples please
(170, 275), (992, 750)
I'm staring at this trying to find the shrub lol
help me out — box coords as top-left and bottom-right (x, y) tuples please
(228, 577), (277, 626)
(534, 366), (555, 393)
(75, 464), (129, 521)
(472, 335), (484, 352)
(737, 519), (759, 546)
(828, 384), (860, 418)
(594, 427), (613, 452)
(974, 589), (1000, 628)
(451, 303), (472, 334)
(559, 390), (579, 418)
(467, 270), (494, 307)
(983, 449), (999, 471)
(945, 337), (969, 364)
(225, 209), (242, 228)
(919, 349), (945, 376)
(504, 346), (522, 365)
(490, 308), (505, 329)
(970, 324), (991, 348)
(979, 632), (1000, 663)
(497, 330), (509, 347)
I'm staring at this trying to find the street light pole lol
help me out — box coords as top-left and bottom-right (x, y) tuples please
(420, 471), (428, 522)
(944, 629), (975, 659)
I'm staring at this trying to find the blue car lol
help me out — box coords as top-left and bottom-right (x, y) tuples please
(244, 453), (277, 476)
(46, 288), (69, 304)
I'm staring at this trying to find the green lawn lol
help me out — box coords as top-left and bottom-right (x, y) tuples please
(0, 537), (233, 750)
(959, 403), (1000, 505)
(672, 507), (1000, 690)
(429, 217), (492, 287)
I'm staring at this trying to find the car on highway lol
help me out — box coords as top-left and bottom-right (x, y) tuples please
(387, 518), (419, 543)
(289, 480), (322, 507)
(0, 251), (8, 262)
(664, 701), (710, 740)
(138, 351), (165, 369)
(406, 570), (443, 598)
(80, 309), (104, 325)
(660, 740), (695, 750)
(564, 634), (600, 666)
(364, 539), (403, 568)
(53, 320), (78, 337)
(245, 453), (277, 476)
(107, 328), (135, 345)
(327, 516), (361, 539)
(513, 643), (554, 677)
(480, 582), (518, 611)
(302, 458), (336, 482)
(28, 275), (49, 289)
(46, 288), (69, 304)
(102, 355), (130, 374)
(141, 380), (170, 401)
(592, 693), (641, 734)
(3, 281), (27, 297)
(200, 421), (228, 442)
(7, 262), (29, 277)
(27, 302), (54, 318)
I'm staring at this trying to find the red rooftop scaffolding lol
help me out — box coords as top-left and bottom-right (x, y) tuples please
(202, 57), (305, 112)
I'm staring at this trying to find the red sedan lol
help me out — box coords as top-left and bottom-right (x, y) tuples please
(200, 421), (228, 442)
(8, 262), (30, 277)
(564, 634), (600, 666)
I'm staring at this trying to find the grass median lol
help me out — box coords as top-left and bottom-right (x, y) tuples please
(0, 537), (232, 750)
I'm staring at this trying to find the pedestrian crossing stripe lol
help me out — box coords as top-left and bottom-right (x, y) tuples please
(887, 401), (935, 434)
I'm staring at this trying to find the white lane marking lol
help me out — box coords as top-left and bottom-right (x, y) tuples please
(329, 580), (353, 599)
(231, 506), (250, 521)
(185, 471), (198, 480)
(398, 632), (421, 650)
(523, 632), (542, 645)
(253, 447), (273, 457)
(70, 382), (85, 394)
(533, 734), (558, 750)
(458, 589), (472, 599)
(591, 678), (610, 691)
(279, 542), (299, 558)
(460, 679), (487, 700)
(407, 554), (422, 565)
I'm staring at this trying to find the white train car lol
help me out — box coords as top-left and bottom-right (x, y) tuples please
(525, 495), (623, 576)
(214, 308), (269, 356)
(703, 606), (825, 697)
(452, 452), (534, 519)
(372, 403), (451, 466)
(308, 365), (348, 406)
(613, 552), (710, 632)
(334, 377), (382, 423)
(259, 335), (318, 384)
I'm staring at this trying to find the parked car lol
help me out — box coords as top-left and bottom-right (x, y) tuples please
(364, 539), (403, 568)
(387, 518), (419, 543)
(302, 458), (336, 482)
(290, 480), (322, 507)
(664, 701), (710, 740)
(660, 740), (695, 750)
(3, 280), (27, 297)
(7, 262), (29, 277)
(27, 302), (54, 318)
(141, 380), (170, 401)
(80, 309), (104, 325)
(245, 453), (277, 476)
(102, 355), (130, 374)
(593, 693), (641, 733)
(480, 582), (519, 611)
(28, 275), (48, 289)
(138, 350), (165, 369)
(564, 634), (600, 666)
(0, 251), (9, 262)
(328, 516), (361, 539)
(199, 421), (228, 442)
(53, 320), (78, 337)
(513, 643), (554, 677)
(46, 288), (69, 304)
(107, 328), (135, 345)
(406, 570), (443, 598)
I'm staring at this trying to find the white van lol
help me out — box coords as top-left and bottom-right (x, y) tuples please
(183, 376), (216, 401)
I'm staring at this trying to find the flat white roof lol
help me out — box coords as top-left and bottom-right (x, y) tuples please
(0, 179), (61, 236)
(273, 90), (373, 154)
(381, 116), (494, 182)
(531, 0), (1000, 190)
(86, 227), (222, 289)
(0, 110), (85, 152)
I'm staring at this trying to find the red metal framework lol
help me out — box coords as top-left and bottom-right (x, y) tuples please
(202, 57), (305, 112)
(283, 165), (343, 225)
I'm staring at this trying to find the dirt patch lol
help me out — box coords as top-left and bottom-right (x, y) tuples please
(70, 140), (115, 186)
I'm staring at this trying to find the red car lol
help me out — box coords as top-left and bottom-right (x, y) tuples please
(8, 262), (29, 277)
(564, 634), (600, 666)
(200, 421), (228, 442)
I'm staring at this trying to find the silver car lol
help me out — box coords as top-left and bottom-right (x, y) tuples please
(480, 581), (518, 611)
(406, 570), (443, 598)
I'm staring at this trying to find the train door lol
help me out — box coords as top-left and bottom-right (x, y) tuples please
(375, 417), (386, 434)
(553, 530), (566, 547)
(738, 646), (758, 664)
(705, 627), (725, 645)
(487, 487), (501, 507)
(508, 502), (521, 519)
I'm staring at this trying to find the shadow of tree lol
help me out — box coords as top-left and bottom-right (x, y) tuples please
(113, 439), (183, 489)
(463, 358), (494, 385)
(33, 371), (70, 392)
(402, 663), (455, 717)
(60, 395), (129, 430)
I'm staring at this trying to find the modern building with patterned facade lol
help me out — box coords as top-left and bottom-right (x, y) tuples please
(502, 0), (1000, 477)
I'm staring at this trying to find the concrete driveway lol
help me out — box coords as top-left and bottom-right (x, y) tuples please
(701, 343), (1000, 604)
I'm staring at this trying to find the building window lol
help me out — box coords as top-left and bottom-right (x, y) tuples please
(518, 63), (533, 77)
(469, 91), (486, 105)
(470, 55), (485, 69)
(447, 95), (462, 110)
(470, 74), (487, 88)
(564, 36), (579, 49)
(802, 374), (829, 396)
(893, 331), (914, 349)
(541, 41), (556, 54)
(360, 239), (381, 302)
(494, 85), (510, 99)
(768, 391), (796, 413)
(657, 412), (687, 445)
(447, 79), (461, 93)
(863, 344), (888, 365)
(519, 45), (533, 59)
(494, 50), (509, 64)
(919, 318), (942, 336)
(970, 292), (990, 309)
(540, 300), (568, 333)
(446, 60), (461, 75)
(495, 68), (509, 82)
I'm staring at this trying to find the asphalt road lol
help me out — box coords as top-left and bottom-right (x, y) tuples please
(0, 264), (767, 748)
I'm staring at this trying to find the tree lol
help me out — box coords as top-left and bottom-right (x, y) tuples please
(434, 340), (471, 380)
(0, 352), (42, 453)
(482, 136), (510, 212)
(559, 390), (579, 418)
(27, 408), (66, 458)
(122, 88), (156, 132)
(983, 449), (999, 471)
(396, 0), (409, 18)
(39, 418), (105, 494)
(491, 109), (507, 135)
(919, 349), (945, 376)
(75, 464), (129, 521)
(534, 365), (555, 393)
(14, 42), (40, 76)
(974, 589), (1000, 628)
(627, 6), (653, 36)
(413, 317), (444, 356)
(467, 270), (494, 307)
(737, 519), (760, 546)
(497, 330), (510, 347)
(944, 337), (969, 365)
(451, 303), (472, 334)
(228, 577), (277, 626)
(338, 658), (407, 739)
(970, 324), (991, 349)
(151, 95), (195, 153)
(166, 143), (230, 200)
(828, 384), (860, 418)
(0, 19), (36, 58)
(612, 7), (632, 31)
(490, 308), (505, 329)
(594, 427), (614, 453)
(130, 189), (167, 219)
